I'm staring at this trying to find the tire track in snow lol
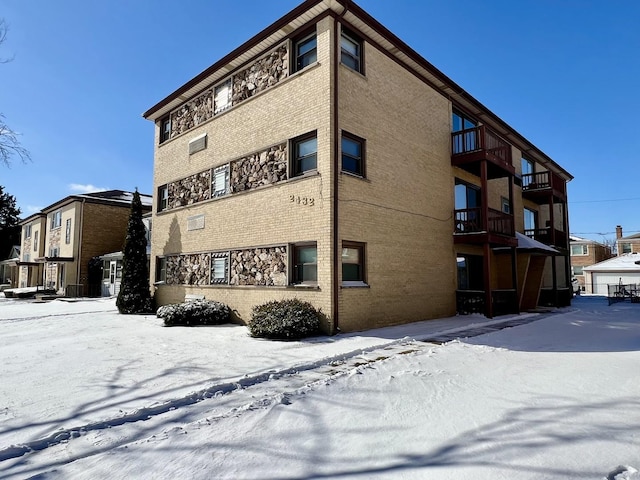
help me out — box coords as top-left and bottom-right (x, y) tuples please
(0, 312), (548, 464)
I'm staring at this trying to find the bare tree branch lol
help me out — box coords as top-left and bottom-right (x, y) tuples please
(0, 18), (29, 166)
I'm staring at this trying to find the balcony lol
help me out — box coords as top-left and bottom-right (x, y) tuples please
(454, 207), (517, 246)
(522, 170), (567, 203)
(524, 227), (568, 249)
(451, 125), (515, 179)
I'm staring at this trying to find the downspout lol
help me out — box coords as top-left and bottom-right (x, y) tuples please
(76, 199), (85, 294)
(332, 1), (349, 334)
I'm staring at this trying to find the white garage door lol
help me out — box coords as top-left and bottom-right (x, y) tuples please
(591, 272), (640, 295)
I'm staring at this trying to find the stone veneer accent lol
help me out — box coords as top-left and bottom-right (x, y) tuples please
(231, 144), (287, 193)
(168, 171), (211, 209)
(170, 89), (214, 139)
(166, 253), (211, 286)
(230, 246), (287, 286)
(22, 238), (31, 259)
(49, 228), (61, 253)
(232, 45), (289, 105)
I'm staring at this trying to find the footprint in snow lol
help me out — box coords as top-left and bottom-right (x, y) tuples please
(606, 465), (639, 480)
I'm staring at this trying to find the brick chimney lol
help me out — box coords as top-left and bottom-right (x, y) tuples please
(616, 225), (623, 239)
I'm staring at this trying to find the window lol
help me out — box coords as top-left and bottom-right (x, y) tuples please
(49, 247), (59, 258)
(621, 242), (632, 254)
(214, 79), (232, 114)
(341, 132), (364, 176)
(65, 219), (72, 244)
(524, 208), (537, 231)
(24, 224), (32, 238)
(103, 261), (110, 280)
(342, 242), (365, 284)
(452, 110), (477, 132)
(156, 257), (167, 283)
(50, 211), (62, 229)
(212, 164), (230, 197)
(292, 132), (317, 176)
(501, 197), (511, 214)
(211, 254), (229, 284)
(341, 28), (363, 73)
(158, 185), (168, 212)
(573, 266), (584, 276)
(23, 253), (30, 262)
(33, 231), (39, 251)
(571, 244), (588, 256)
(522, 158), (534, 187)
(452, 110), (478, 153)
(293, 33), (317, 72)
(160, 116), (171, 143)
(456, 255), (484, 290)
(293, 243), (317, 285)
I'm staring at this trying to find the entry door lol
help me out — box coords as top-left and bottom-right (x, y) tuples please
(109, 261), (117, 296)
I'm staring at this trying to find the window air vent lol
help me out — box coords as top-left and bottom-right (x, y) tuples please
(189, 134), (207, 155)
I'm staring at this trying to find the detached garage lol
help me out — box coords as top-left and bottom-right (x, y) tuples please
(583, 252), (640, 295)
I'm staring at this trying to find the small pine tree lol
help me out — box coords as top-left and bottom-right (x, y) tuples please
(116, 190), (153, 314)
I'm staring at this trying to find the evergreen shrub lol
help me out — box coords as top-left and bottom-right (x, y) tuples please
(157, 299), (230, 326)
(248, 298), (320, 339)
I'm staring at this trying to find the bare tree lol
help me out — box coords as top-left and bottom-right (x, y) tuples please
(0, 19), (30, 167)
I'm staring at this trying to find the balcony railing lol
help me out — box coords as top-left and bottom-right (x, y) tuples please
(522, 170), (567, 201)
(524, 227), (568, 249)
(456, 289), (518, 316)
(455, 207), (515, 237)
(451, 125), (513, 171)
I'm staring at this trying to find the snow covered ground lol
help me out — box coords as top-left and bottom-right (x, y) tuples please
(0, 295), (639, 479)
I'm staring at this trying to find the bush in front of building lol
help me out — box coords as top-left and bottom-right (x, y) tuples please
(157, 299), (230, 326)
(248, 298), (320, 339)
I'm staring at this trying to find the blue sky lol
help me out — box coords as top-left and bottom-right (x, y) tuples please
(1, 0), (639, 243)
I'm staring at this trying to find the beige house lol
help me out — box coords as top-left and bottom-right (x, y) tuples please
(18, 190), (152, 296)
(616, 225), (640, 256)
(143, 0), (572, 333)
(0, 245), (20, 289)
(570, 235), (613, 291)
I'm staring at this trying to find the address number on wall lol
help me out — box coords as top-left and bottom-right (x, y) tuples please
(289, 195), (315, 206)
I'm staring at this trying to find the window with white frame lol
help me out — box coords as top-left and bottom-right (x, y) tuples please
(214, 79), (232, 114)
(340, 28), (363, 73)
(211, 254), (229, 284)
(621, 242), (632, 254)
(24, 224), (32, 238)
(158, 185), (169, 212)
(570, 244), (588, 256)
(49, 246), (59, 258)
(292, 243), (317, 285)
(524, 208), (537, 231)
(293, 32), (317, 72)
(33, 231), (39, 253)
(573, 266), (584, 275)
(501, 197), (510, 214)
(65, 219), (72, 244)
(23, 253), (30, 262)
(50, 211), (62, 229)
(212, 165), (230, 198)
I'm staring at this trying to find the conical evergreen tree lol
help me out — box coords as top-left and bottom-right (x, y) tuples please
(116, 190), (153, 313)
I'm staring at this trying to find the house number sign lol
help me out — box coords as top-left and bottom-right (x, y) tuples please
(289, 195), (315, 206)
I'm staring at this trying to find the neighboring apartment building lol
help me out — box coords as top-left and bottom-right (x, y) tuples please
(18, 190), (152, 295)
(615, 225), (640, 256)
(569, 235), (613, 291)
(143, 0), (573, 333)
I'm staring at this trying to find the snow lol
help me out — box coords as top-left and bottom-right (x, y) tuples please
(1, 295), (639, 479)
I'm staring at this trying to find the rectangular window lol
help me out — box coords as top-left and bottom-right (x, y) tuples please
(621, 243), (632, 254)
(524, 208), (537, 231)
(23, 253), (30, 262)
(293, 243), (317, 285)
(342, 241), (365, 284)
(24, 224), (32, 238)
(573, 266), (584, 276)
(341, 28), (363, 73)
(501, 197), (510, 214)
(292, 132), (317, 176)
(33, 231), (39, 252)
(341, 132), (364, 177)
(158, 185), (168, 212)
(294, 33), (317, 72)
(571, 244), (588, 256)
(116, 260), (123, 280)
(49, 247), (59, 258)
(50, 211), (62, 229)
(451, 110), (478, 153)
(211, 255), (229, 284)
(212, 164), (230, 197)
(103, 261), (110, 280)
(160, 116), (171, 143)
(65, 219), (72, 244)
(521, 158), (534, 187)
(156, 257), (167, 283)
(214, 79), (232, 114)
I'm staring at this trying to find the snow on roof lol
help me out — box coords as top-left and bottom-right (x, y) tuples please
(583, 252), (640, 272)
(77, 190), (153, 207)
(515, 232), (560, 254)
(569, 235), (587, 242)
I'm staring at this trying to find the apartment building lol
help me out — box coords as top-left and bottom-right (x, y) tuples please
(569, 235), (613, 292)
(615, 225), (640, 256)
(18, 190), (152, 296)
(144, 0), (572, 333)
